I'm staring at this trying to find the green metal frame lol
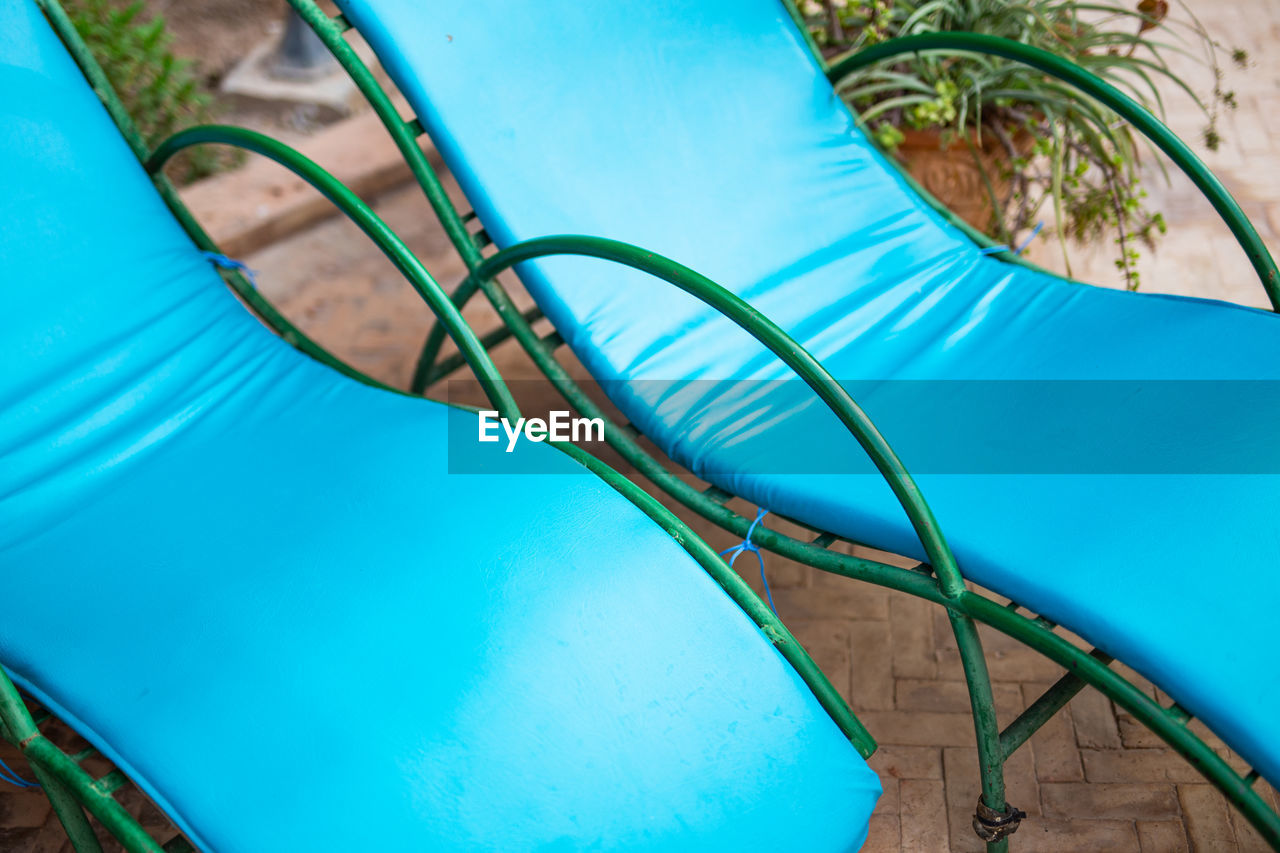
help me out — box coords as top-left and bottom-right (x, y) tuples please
(4, 1), (875, 850)
(281, 1), (1280, 849)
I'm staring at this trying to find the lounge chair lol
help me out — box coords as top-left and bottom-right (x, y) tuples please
(286, 0), (1280, 847)
(0, 2), (882, 849)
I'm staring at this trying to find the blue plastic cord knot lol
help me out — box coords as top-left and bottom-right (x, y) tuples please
(720, 507), (776, 614)
(201, 250), (260, 289)
(977, 220), (1044, 257)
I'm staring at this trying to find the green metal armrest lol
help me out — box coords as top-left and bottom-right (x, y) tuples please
(825, 32), (1280, 311)
(467, 234), (966, 598)
(145, 125), (520, 422)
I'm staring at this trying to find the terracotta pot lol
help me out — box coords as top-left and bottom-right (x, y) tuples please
(894, 128), (1028, 232)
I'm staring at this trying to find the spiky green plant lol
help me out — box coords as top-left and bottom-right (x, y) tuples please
(803, 0), (1246, 289)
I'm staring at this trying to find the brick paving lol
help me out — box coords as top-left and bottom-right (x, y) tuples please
(5, 0), (1279, 849)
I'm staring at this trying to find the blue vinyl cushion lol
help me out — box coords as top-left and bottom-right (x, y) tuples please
(0, 4), (880, 851)
(338, 0), (1280, 784)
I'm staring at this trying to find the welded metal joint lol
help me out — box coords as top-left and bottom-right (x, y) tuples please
(973, 798), (1026, 842)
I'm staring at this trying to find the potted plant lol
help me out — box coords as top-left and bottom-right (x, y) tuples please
(798, 0), (1246, 288)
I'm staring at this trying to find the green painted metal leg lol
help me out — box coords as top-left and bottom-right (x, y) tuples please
(28, 761), (105, 853)
(948, 608), (1025, 850)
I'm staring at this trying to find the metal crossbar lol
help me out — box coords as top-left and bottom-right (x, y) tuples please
(1000, 649), (1115, 760)
(418, 305), (543, 389)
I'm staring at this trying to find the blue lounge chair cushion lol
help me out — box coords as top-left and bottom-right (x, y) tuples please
(0, 4), (879, 850)
(339, 0), (1280, 784)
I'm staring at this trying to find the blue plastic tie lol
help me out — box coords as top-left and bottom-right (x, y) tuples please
(978, 220), (1043, 256)
(201, 250), (259, 289)
(1015, 221), (1044, 255)
(720, 508), (776, 614)
(0, 756), (38, 789)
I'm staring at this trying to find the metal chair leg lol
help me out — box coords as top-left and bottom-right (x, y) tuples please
(947, 609), (1024, 851)
(28, 761), (105, 853)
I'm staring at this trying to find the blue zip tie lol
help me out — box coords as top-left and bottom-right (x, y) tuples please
(978, 221), (1043, 256)
(720, 508), (776, 614)
(1014, 221), (1044, 255)
(201, 250), (259, 289)
(0, 756), (38, 789)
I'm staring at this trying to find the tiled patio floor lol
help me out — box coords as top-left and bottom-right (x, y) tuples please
(5, 0), (1279, 849)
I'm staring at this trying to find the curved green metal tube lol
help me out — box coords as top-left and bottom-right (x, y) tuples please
(470, 235), (967, 598)
(827, 32), (1280, 311)
(285, 0), (484, 270)
(145, 125), (520, 423)
(285, 0), (497, 390)
(412, 275), (484, 394)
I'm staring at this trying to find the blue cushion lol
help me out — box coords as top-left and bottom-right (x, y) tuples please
(0, 3), (879, 850)
(339, 0), (1280, 784)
